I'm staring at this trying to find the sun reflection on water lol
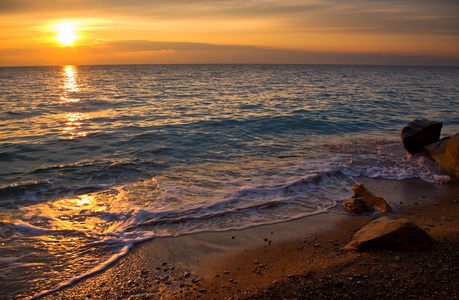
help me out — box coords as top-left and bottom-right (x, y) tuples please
(59, 65), (90, 139)
(60, 65), (80, 103)
(62, 112), (88, 139)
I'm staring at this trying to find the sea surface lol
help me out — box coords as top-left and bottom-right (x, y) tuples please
(1, 64), (458, 299)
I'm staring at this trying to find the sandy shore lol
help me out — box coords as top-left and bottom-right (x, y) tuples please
(41, 177), (459, 300)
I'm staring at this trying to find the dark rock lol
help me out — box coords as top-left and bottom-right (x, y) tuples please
(401, 119), (442, 154)
(425, 132), (459, 178)
(344, 216), (433, 251)
(351, 183), (392, 213)
(343, 197), (375, 214)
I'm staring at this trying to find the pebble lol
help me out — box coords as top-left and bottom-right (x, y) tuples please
(395, 256), (401, 262)
(184, 272), (191, 278)
(224, 271), (230, 274)
(314, 243), (320, 248)
(254, 260), (259, 264)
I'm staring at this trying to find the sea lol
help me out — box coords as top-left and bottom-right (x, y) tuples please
(1, 64), (458, 299)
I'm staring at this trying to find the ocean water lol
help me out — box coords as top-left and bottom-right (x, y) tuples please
(0, 64), (458, 299)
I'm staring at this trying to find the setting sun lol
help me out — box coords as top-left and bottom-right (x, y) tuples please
(55, 22), (77, 46)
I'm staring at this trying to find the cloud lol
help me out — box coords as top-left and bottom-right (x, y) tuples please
(100, 40), (274, 52)
(1, 1), (457, 66)
(1, 39), (458, 66)
(2, 0), (458, 33)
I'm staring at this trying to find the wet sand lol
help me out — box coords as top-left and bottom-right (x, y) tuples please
(42, 177), (459, 300)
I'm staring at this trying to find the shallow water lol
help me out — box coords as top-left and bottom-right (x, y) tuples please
(0, 64), (458, 299)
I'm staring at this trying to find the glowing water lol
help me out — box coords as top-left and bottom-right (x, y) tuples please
(0, 64), (458, 299)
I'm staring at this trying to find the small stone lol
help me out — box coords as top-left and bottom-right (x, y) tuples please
(161, 261), (167, 265)
(344, 216), (433, 251)
(254, 260), (259, 264)
(199, 289), (207, 293)
(184, 272), (191, 278)
(314, 243), (320, 248)
(395, 256), (401, 262)
(401, 119), (442, 154)
(297, 246), (303, 250)
(343, 197), (375, 214)
(224, 271), (230, 274)
(350, 183), (392, 213)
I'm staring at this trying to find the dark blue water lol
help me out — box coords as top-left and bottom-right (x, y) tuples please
(1, 64), (458, 299)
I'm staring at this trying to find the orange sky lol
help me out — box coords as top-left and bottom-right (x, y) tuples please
(1, 0), (458, 66)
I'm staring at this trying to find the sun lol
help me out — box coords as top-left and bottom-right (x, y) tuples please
(55, 22), (78, 46)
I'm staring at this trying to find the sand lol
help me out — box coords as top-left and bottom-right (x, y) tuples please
(41, 177), (459, 300)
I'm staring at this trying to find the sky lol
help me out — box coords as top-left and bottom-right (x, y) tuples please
(1, 0), (458, 66)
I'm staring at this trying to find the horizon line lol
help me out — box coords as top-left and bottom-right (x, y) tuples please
(2, 62), (459, 68)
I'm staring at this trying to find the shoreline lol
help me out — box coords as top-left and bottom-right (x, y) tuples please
(41, 177), (459, 299)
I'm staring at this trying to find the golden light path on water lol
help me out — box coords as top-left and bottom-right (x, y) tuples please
(60, 65), (88, 139)
(60, 65), (79, 103)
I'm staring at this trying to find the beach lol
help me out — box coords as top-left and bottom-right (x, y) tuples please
(41, 177), (459, 299)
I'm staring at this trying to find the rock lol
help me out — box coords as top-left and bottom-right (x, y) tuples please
(425, 132), (459, 178)
(343, 216), (433, 251)
(343, 197), (375, 214)
(351, 183), (392, 213)
(401, 119), (443, 154)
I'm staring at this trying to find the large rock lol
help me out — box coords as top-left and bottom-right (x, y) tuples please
(343, 197), (375, 214)
(351, 183), (392, 213)
(344, 217), (433, 251)
(425, 132), (459, 178)
(401, 119), (443, 154)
